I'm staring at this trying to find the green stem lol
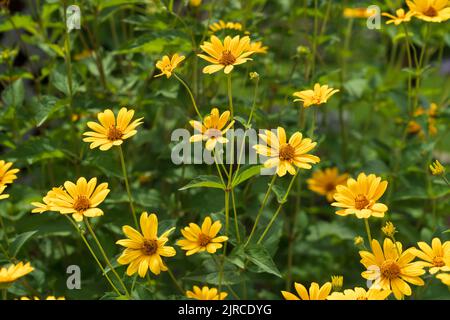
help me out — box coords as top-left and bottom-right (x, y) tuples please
(413, 24), (431, 111)
(218, 190), (230, 294)
(166, 266), (184, 295)
(118, 146), (138, 228)
(402, 24), (414, 116)
(227, 73), (234, 119)
(212, 256), (240, 299)
(364, 218), (373, 246)
(0, 215), (10, 245)
(174, 73), (202, 120)
(231, 190), (241, 243)
(311, 0), (319, 77)
(442, 175), (450, 187)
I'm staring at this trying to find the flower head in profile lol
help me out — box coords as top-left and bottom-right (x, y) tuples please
(0, 160), (19, 186)
(31, 178), (110, 222)
(249, 41), (268, 54)
(186, 285), (227, 300)
(281, 282), (332, 300)
(189, 108), (235, 150)
(360, 238), (425, 300)
(116, 212), (176, 277)
(410, 238), (450, 274)
(155, 54), (185, 78)
(429, 160), (445, 176)
(198, 35), (254, 74)
(0, 262), (33, 286)
(307, 167), (349, 202)
(327, 287), (391, 300)
(332, 173), (388, 219)
(436, 273), (450, 286)
(382, 8), (415, 25)
(254, 127), (320, 177)
(83, 108), (143, 151)
(382, 221), (397, 238)
(343, 7), (377, 18)
(208, 20), (242, 33)
(406, 0), (450, 22)
(177, 217), (228, 256)
(293, 83), (339, 108)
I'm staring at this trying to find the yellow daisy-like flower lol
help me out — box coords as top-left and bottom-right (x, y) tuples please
(429, 160), (445, 176)
(249, 41), (268, 54)
(20, 296), (65, 300)
(343, 7), (377, 18)
(254, 127), (320, 177)
(382, 8), (415, 25)
(293, 83), (339, 108)
(31, 178), (110, 222)
(307, 167), (349, 202)
(116, 212), (176, 277)
(0, 160), (19, 186)
(208, 20), (242, 33)
(406, 0), (450, 22)
(327, 287), (391, 300)
(436, 273), (450, 286)
(410, 238), (450, 274)
(360, 239), (425, 300)
(0, 262), (34, 286)
(154, 54), (185, 78)
(83, 107), (143, 151)
(189, 108), (235, 151)
(198, 35), (254, 74)
(186, 285), (227, 300)
(177, 217), (229, 256)
(331, 173), (388, 219)
(281, 282), (332, 300)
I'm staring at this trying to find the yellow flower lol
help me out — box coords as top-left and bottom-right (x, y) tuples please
(436, 273), (450, 286)
(0, 262), (34, 286)
(189, 108), (235, 151)
(155, 54), (185, 78)
(254, 127), (320, 177)
(343, 7), (377, 18)
(20, 296), (65, 300)
(116, 212), (176, 277)
(249, 71), (259, 80)
(208, 20), (242, 33)
(429, 160), (445, 176)
(0, 185), (9, 200)
(307, 167), (349, 202)
(332, 173), (388, 219)
(406, 0), (450, 22)
(249, 41), (268, 54)
(381, 221), (397, 238)
(293, 83), (339, 108)
(410, 238), (450, 274)
(382, 8), (415, 25)
(0, 160), (19, 186)
(177, 217), (228, 256)
(360, 239), (425, 300)
(354, 236), (364, 246)
(281, 282), (332, 300)
(83, 107), (143, 151)
(189, 0), (202, 7)
(198, 35), (254, 74)
(31, 178), (110, 222)
(327, 287), (391, 300)
(331, 275), (343, 291)
(186, 285), (227, 300)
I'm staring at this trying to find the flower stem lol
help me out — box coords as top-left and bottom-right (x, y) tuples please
(218, 190), (230, 294)
(166, 266), (184, 295)
(364, 218), (373, 247)
(442, 175), (450, 187)
(118, 145), (138, 229)
(212, 255), (240, 299)
(231, 190), (241, 243)
(227, 73), (234, 119)
(174, 73), (202, 120)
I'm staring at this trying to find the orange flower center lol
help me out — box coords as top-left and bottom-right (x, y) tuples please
(355, 194), (369, 210)
(279, 144), (295, 161)
(380, 259), (401, 279)
(424, 6), (438, 17)
(107, 125), (123, 141)
(142, 239), (158, 255)
(220, 50), (236, 66)
(198, 233), (212, 247)
(432, 256), (445, 267)
(73, 195), (90, 212)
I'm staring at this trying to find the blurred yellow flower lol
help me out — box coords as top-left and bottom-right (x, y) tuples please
(198, 35), (254, 74)
(354, 236), (364, 246)
(0, 160), (19, 187)
(332, 173), (388, 219)
(31, 178), (110, 222)
(20, 296), (65, 300)
(155, 54), (185, 78)
(189, 107), (235, 151)
(436, 273), (450, 286)
(293, 83), (339, 108)
(0, 185), (9, 200)
(0, 262), (33, 285)
(360, 239), (425, 300)
(331, 275), (343, 291)
(382, 221), (397, 238)
(186, 285), (227, 300)
(410, 238), (450, 274)
(307, 167), (349, 202)
(343, 7), (377, 18)
(249, 41), (268, 54)
(327, 287), (391, 300)
(281, 282), (332, 300)
(406, 0), (450, 22)
(189, 0), (202, 7)
(83, 107), (143, 151)
(209, 20), (242, 33)
(177, 217), (228, 256)
(429, 160), (445, 176)
(382, 8), (415, 25)
(116, 212), (176, 277)
(254, 127), (320, 177)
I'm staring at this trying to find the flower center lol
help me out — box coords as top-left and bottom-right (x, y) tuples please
(198, 233), (212, 247)
(220, 50), (236, 66)
(355, 194), (369, 210)
(73, 195), (90, 212)
(279, 144), (295, 161)
(205, 128), (222, 138)
(142, 239), (158, 255)
(432, 256), (445, 267)
(325, 182), (336, 192)
(424, 6), (438, 17)
(380, 260), (401, 279)
(107, 125), (123, 141)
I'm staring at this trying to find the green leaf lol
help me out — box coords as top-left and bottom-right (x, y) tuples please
(9, 231), (38, 258)
(272, 184), (286, 204)
(244, 244), (282, 277)
(179, 175), (225, 191)
(344, 78), (368, 98)
(33, 95), (65, 127)
(232, 165), (262, 187)
(2, 79), (25, 108)
(5, 138), (65, 165)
